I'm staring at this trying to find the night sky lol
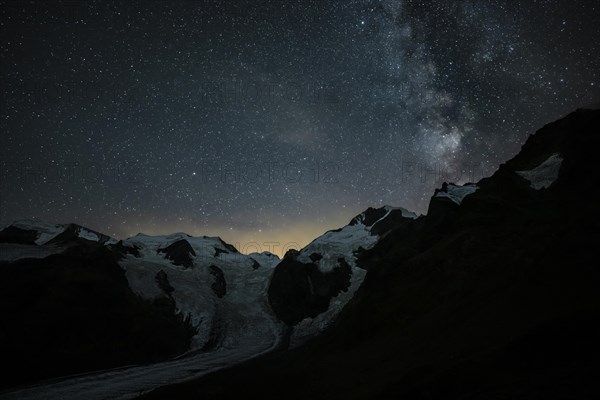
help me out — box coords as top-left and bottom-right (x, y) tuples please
(1, 0), (599, 255)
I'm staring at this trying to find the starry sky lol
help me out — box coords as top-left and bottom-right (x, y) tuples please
(1, 0), (599, 256)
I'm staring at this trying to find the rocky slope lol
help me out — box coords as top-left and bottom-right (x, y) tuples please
(269, 205), (417, 346)
(140, 108), (600, 400)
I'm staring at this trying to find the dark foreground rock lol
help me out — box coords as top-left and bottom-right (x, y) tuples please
(157, 239), (196, 268)
(0, 245), (196, 389)
(0, 226), (39, 244)
(209, 265), (227, 298)
(268, 256), (352, 326)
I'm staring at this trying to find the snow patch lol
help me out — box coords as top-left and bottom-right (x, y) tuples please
(247, 252), (280, 268)
(435, 183), (479, 205)
(383, 205), (418, 219)
(78, 228), (99, 242)
(297, 222), (378, 273)
(516, 153), (563, 190)
(105, 238), (119, 245)
(12, 220), (65, 245)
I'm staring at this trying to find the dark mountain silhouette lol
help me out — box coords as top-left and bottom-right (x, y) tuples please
(140, 109), (600, 400)
(0, 244), (196, 389)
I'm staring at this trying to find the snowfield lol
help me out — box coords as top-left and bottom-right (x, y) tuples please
(296, 222), (378, 273)
(516, 153), (563, 190)
(120, 233), (284, 349)
(434, 183), (479, 205)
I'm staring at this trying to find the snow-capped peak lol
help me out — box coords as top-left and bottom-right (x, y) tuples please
(4, 220), (112, 245)
(121, 232), (246, 265)
(296, 222), (378, 273)
(274, 204), (419, 346)
(9, 219), (65, 245)
(119, 231), (284, 350)
(299, 205), (416, 273)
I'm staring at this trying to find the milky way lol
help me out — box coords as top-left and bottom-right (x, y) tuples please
(1, 0), (599, 254)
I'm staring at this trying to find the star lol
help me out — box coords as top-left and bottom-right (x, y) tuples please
(0, 0), (598, 250)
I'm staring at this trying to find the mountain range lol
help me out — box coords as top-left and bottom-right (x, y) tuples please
(1, 107), (599, 399)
